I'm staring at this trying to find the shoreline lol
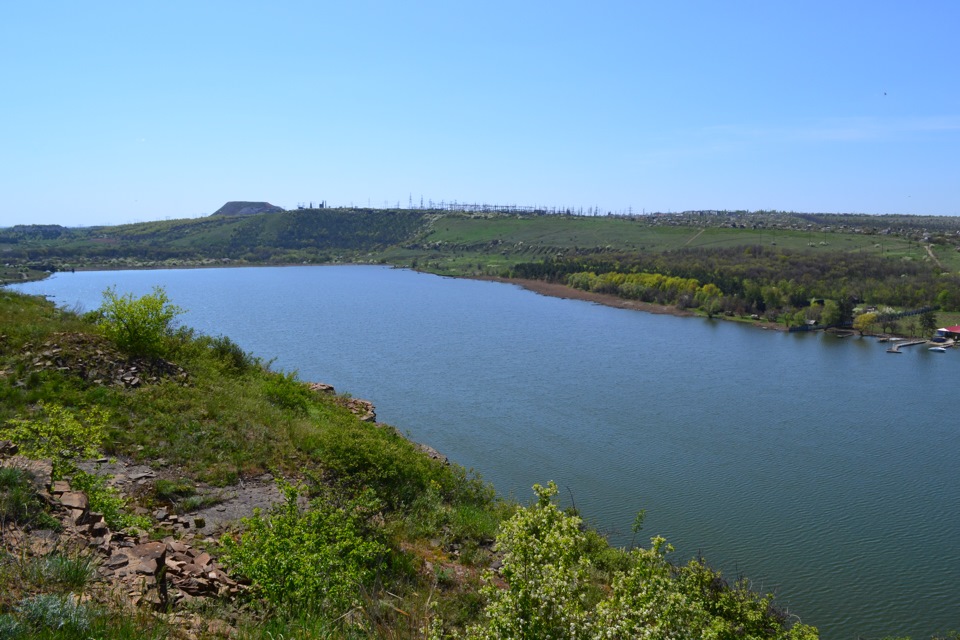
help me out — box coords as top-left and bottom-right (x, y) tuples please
(474, 275), (788, 331)
(14, 265), (789, 332)
(18, 264), (889, 336)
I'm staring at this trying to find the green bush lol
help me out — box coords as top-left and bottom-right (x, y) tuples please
(261, 371), (312, 414)
(312, 419), (448, 509)
(453, 482), (819, 640)
(0, 402), (107, 478)
(96, 286), (184, 358)
(208, 334), (259, 374)
(68, 471), (150, 532)
(466, 481), (591, 640)
(220, 480), (388, 623)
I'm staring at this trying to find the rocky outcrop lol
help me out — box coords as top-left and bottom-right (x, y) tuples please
(0, 454), (244, 620)
(308, 382), (448, 462)
(13, 333), (188, 389)
(308, 382), (377, 422)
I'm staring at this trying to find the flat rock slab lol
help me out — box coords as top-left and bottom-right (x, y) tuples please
(188, 477), (284, 533)
(76, 459), (157, 486)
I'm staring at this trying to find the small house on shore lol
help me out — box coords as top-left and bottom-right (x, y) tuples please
(935, 326), (960, 340)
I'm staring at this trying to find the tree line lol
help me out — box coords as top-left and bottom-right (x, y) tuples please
(511, 245), (960, 323)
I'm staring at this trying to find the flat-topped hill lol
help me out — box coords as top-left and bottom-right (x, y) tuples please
(210, 201), (284, 217)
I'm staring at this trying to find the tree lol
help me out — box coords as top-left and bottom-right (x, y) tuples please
(820, 300), (842, 326)
(837, 297), (856, 325)
(919, 310), (939, 337)
(96, 286), (184, 357)
(853, 312), (878, 336)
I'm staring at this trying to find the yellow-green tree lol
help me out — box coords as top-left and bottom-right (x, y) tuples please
(853, 312), (878, 335)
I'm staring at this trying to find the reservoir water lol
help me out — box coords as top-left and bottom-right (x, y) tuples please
(12, 265), (960, 639)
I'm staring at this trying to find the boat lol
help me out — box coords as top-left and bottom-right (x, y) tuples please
(929, 346), (947, 353)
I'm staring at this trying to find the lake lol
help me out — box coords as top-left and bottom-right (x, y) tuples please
(12, 265), (960, 639)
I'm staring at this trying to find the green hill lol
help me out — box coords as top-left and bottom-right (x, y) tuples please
(3, 207), (960, 329)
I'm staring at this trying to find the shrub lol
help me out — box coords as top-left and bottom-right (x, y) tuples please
(69, 470), (150, 531)
(96, 286), (184, 358)
(262, 371), (312, 414)
(0, 402), (107, 478)
(455, 483), (819, 640)
(312, 418), (447, 509)
(209, 334), (259, 373)
(220, 480), (388, 622)
(466, 481), (591, 640)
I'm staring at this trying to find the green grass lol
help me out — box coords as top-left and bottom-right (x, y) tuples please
(0, 468), (61, 531)
(422, 215), (692, 251)
(381, 214), (933, 283)
(419, 215), (923, 258)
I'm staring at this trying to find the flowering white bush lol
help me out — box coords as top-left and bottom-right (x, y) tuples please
(593, 537), (710, 639)
(467, 481), (591, 640)
(442, 482), (819, 640)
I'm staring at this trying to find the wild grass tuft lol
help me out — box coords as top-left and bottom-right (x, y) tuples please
(37, 553), (98, 590)
(0, 468), (61, 531)
(15, 594), (92, 634)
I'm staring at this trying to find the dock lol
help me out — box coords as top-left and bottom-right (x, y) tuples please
(886, 340), (927, 353)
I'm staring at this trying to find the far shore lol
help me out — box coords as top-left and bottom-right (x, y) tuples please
(474, 276), (789, 331)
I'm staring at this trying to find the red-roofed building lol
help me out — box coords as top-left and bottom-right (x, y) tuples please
(935, 326), (960, 339)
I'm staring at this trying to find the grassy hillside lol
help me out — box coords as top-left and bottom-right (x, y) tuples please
(0, 287), (822, 638)
(3, 207), (959, 330)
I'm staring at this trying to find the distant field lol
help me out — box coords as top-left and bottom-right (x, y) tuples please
(0, 209), (951, 282)
(420, 215), (924, 259)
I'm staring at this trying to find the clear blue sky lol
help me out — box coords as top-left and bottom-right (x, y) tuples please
(2, 1), (957, 227)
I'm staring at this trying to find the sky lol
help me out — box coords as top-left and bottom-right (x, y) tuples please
(1, 1), (958, 227)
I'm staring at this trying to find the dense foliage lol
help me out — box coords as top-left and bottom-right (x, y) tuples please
(0, 402), (107, 479)
(0, 208), (430, 266)
(512, 245), (960, 322)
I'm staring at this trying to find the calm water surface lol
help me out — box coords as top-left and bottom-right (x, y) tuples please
(13, 266), (960, 639)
